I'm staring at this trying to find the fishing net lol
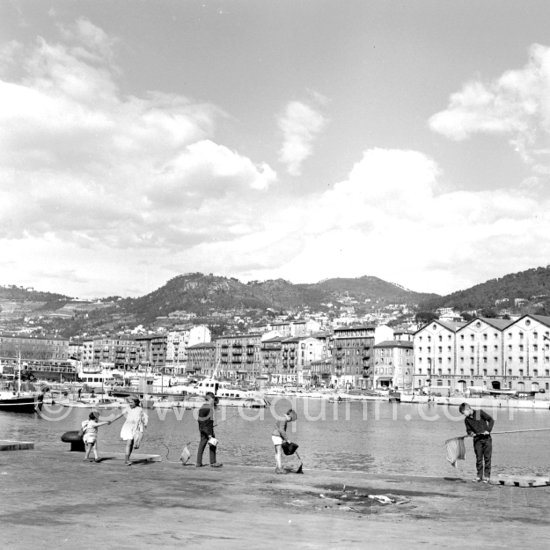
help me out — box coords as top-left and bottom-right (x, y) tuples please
(445, 436), (466, 467)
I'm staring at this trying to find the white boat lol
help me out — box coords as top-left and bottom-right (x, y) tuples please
(58, 396), (125, 409)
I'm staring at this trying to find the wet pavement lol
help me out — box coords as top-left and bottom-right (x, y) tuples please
(0, 447), (549, 549)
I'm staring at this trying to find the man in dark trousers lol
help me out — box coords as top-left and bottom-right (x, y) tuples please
(459, 403), (494, 482)
(196, 392), (223, 468)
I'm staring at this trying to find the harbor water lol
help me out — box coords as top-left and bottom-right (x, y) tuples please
(1, 398), (549, 477)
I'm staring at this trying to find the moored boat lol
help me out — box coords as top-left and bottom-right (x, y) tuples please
(0, 391), (42, 413)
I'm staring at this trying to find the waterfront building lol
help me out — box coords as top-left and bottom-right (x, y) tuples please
(373, 340), (414, 390)
(137, 335), (167, 371)
(310, 358), (332, 387)
(413, 320), (465, 391)
(260, 336), (283, 381)
(186, 342), (216, 377)
(413, 315), (550, 395)
(0, 334), (72, 381)
(165, 325), (211, 375)
(453, 318), (512, 393)
(215, 333), (262, 383)
(0, 334), (69, 364)
(503, 314), (550, 393)
(330, 325), (375, 389)
(82, 336), (143, 371)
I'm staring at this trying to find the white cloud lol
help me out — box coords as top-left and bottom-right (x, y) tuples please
(278, 97), (328, 176)
(429, 44), (550, 172)
(0, 19), (278, 273)
(166, 147), (550, 296)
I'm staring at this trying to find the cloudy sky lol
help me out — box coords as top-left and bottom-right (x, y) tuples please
(2, 1), (550, 298)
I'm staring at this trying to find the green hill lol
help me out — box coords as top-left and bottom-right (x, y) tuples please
(118, 273), (437, 322)
(420, 266), (550, 312)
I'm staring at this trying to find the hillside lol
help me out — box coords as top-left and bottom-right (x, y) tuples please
(0, 285), (70, 319)
(117, 273), (437, 323)
(420, 266), (550, 312)
(308, 276), (429, 302)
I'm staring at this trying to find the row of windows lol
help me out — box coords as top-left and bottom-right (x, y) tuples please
(418, 343), (550, 354)
(418, 330), (550, 342)
(417, 368), (550, 377)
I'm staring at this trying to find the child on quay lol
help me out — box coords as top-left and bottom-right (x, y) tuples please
(272, 409), (297, 474)
(82, 411), (111, 463)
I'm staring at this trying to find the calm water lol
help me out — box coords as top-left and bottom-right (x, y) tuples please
(1, 398), (549, 477)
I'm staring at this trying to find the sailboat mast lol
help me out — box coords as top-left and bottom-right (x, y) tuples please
(17, 351), (21, 394)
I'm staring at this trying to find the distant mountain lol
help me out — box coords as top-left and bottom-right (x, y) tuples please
(419, 266), (550, 312)
(118, 273), (438, 323)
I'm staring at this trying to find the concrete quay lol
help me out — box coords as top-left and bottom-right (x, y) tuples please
(0, 447), (548, 550)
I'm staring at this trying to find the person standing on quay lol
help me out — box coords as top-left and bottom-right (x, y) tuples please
(196, 392), (223, 468)
(459, 403), (494, 482)
(111, 396), (148, 465)
(82, 411), (111, 462)
(272, 409), (298, 474)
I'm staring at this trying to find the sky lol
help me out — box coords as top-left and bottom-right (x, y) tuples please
(2, 1), (550, 299)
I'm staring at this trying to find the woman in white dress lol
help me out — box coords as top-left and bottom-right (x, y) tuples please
(111, 396), (148, 465)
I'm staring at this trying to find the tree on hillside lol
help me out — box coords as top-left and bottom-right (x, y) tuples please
(480, 308), (498, 318)
(415, 311), (438, 324)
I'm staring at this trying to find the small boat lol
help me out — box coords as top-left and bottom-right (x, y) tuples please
(0, 391), (43, 413)
(59, 396), (124, 409)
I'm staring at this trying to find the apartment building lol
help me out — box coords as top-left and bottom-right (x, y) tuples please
(165, 325), (211, 375)
(373, 340), (414, 390)
(216, 333), (262, 383)
(186, 342), (216, 377)
(0, 334), (69, 364)
(330, 325), (375, 389)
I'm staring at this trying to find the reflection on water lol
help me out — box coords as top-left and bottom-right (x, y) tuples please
(1, 399), (549, 477)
